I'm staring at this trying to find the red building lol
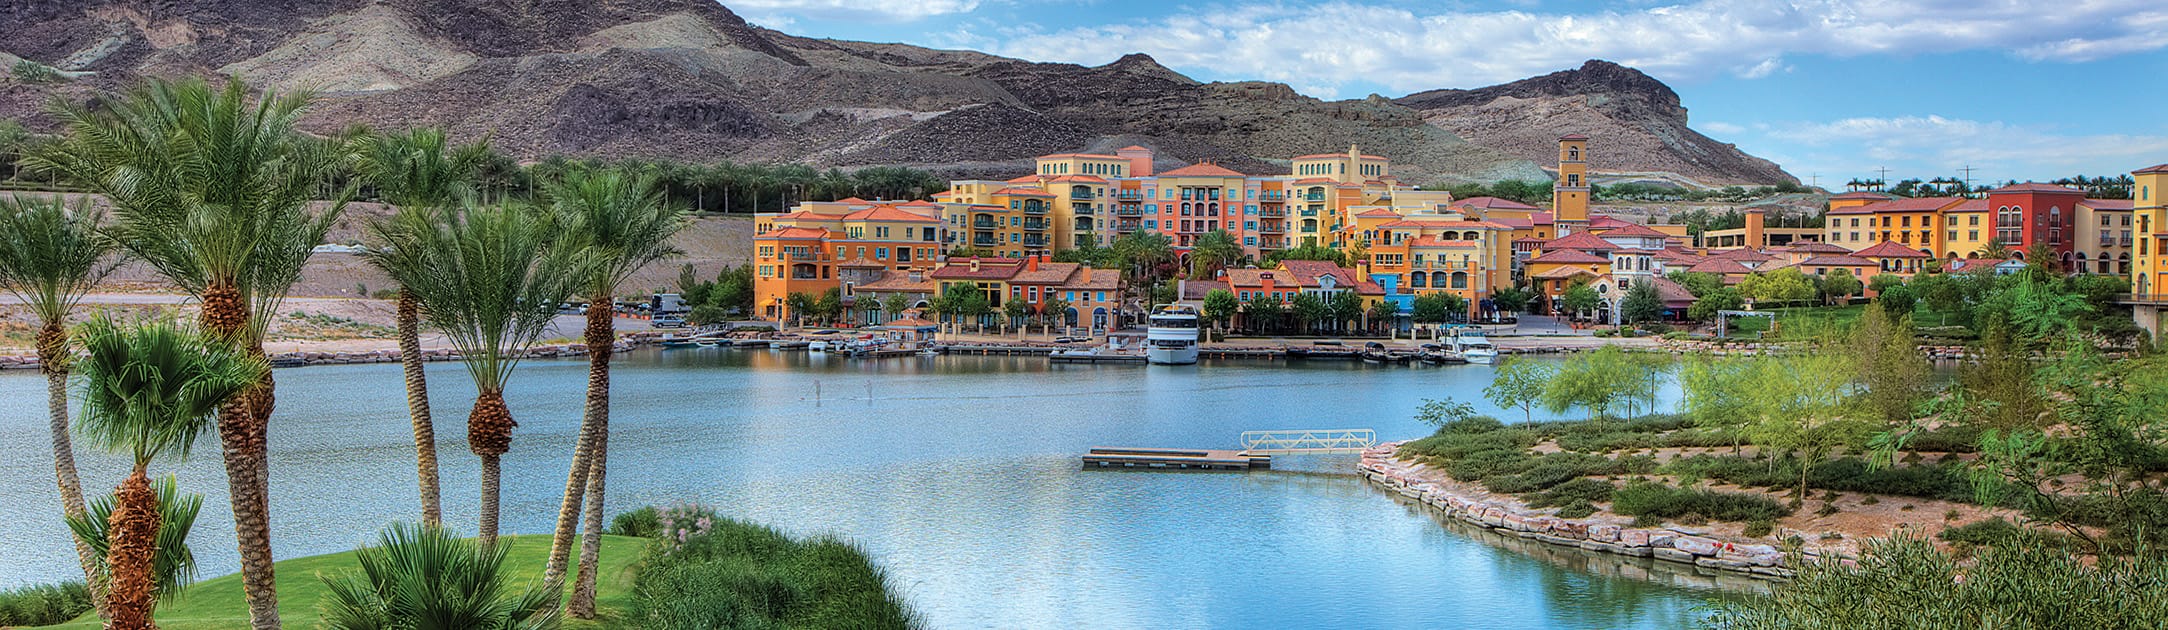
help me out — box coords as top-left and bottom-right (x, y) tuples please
(1984, 182), (2087, 260)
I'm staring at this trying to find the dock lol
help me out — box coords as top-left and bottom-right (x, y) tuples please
(1081, 447), (1271, 470)
(1049, 352), (1147, 364)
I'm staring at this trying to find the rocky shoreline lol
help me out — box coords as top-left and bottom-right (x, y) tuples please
(1359, 442), (1799, 580)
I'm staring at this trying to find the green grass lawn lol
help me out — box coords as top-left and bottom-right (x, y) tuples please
(44, 534), (647, 630)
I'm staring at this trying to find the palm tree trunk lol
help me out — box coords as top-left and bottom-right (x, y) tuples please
(567, 426), (608, 618)
(42, 322), (109, 619)
(106, 467), (159, 630)
(397, 289), (442, 525)
(203, 283), (281, 630)
(543, 306), (613, 592)
(470, 389), (514, 548)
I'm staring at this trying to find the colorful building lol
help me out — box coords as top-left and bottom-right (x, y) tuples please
(752, 201), (946, 322)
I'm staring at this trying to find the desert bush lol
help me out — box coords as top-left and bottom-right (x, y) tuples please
(1610, 482), (1791, 524)
(0, 581), (92, 627)
(627, 504), (915, 630)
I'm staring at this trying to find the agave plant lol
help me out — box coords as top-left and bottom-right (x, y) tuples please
(64, 477), (204, 605)
(320, 523), (560, 630)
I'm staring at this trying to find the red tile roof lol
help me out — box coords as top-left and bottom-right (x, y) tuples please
(1048, 175), (1108, 184)
(1540, 231), (1616, 251)
(1784, 241), (1851, 254)
(1065, 267), (1121, 291)
(2136, 164), (2168, 175)
(1947, 198), (1989, 212)
(1039, 152), (1123, 159)
(1686, 259), (1754, 275)
(1181, 279), (1229, 300)
(1798, 255), (1878, 267)
(993, 187), (1054, 197)
(1596, 222), (1668, 238)
(1709, 248), (1774, 263)
(1278, 259), (1360, 287)
(2081, 198), (2135, 211)
(930, 258), (1026, 280)
(763, 227), (828, 240)
(1356, 208), (1402, 218)
(1651, 277), (1697, 306)
(1011, 262), (1084, 284)
(1407, 238), (1479, 248)
(1159, 163), (1247, 178)
(1533, 266), (1600, 280)
(1849, 196), (1966, 213)
(1452, 196), (1540, 211)
(1006, 175), (1041, 184)
(1989, 182), (2085, 195)
(842, 205), (940, 223)
(1852, 241), (1933, 259)
(1527, 249), (1611, 264)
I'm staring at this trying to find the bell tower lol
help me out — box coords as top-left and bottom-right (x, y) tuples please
(1555, 134), (1590, 235)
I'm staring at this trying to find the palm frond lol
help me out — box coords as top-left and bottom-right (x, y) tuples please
(0, 194), (121, 324)
(64, 475), (204, 600)
(396, 203), (594, 390)
(544, 168), (689, 299)
(320, 523), (562, 630)
(74, 315), (266, 467)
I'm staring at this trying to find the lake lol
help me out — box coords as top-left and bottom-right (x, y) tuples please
(0, 348), (1739, 629)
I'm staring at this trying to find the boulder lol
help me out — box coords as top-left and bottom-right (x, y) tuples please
(1671, 536), (1721, 557)
(1652, 548), (1696, 564)
(1588, 524), (1621, 543)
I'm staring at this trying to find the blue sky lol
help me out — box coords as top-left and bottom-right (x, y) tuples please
(727, 0), (2168, 186)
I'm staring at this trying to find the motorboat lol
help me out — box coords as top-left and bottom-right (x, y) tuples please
(1145, 304), (1201, 365)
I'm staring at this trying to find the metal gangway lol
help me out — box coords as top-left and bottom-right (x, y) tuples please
(1238, 429), (1377, 454)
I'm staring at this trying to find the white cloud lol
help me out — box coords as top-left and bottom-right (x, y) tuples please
(729, 0), (980, 23)
(954, 0), (2168, 97)
(1701, 121), (1746, 134)
(1758, 115), (2168, 181)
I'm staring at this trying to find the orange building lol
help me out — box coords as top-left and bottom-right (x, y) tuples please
(752, 202), (945, 322)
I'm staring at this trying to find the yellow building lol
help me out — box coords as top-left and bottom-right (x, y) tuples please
(752, 202), (945, 322)
(1553, 134), (1591, 234)
(2075, 198), (2133, 275)
(1291, 146), (1393, 186)
(1939, 198), (1991, 260)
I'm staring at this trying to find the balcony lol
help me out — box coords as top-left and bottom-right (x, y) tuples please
(1023, 236), (1047, 247)
(1070, 189), (1095, 200)
(1259, 207), (1286, 218)
(1304, 193), (1325, 202)
(1074, 205), (1095, 216)
(1260, 191), (1285, 201)
(1117, 205), (1143, 216)
(973, 235), (997, 247)
(1023, 220), (1048, 231)
(1023, 204), (1047, 215)
(1300, 209), (1319, 217)
(972, 219), (998, 229)
(1258, 222), (1286, 233)
(1116, 190), (1142, 200)
(2122, 237), (2134, 246)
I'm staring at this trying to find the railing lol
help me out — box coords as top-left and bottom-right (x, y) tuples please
(1117, 206), (1143, 216)
(1239, 429), (1377, 454)
(1116, 190), (1142, 199)
(2126, 293), (2168, 304)
(1023, 220), (1047, 231)
(1305, 193), (1325, 202)
(1024, 204), (1047, 215)
(1300, 209), (1318, 217)
(1023, 237), (1047, 247)
(973, 220), (998, 229)
(1260, 208), (1287, 218)
(1260, 191), (1285, 201)
(1074, 206), (1095, 216)
(1071, 189), (1094, 199)
(1258, 223), (1286, 233)
(973, 236), (997, 246)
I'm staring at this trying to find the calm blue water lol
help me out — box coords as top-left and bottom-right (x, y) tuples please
(0, 349), (1734, 629)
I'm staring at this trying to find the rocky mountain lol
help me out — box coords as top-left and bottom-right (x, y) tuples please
(0, 1), (1796, 186)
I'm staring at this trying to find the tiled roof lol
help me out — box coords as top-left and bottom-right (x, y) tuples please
(897, 200), (941, 208)
(1686, 259), (1754, 275)
(1530, 211), (1555, 225)
(1533, 266), (1600, 279)
(1181, 279), (1229, 300)
(1492, 217), (1533, 228)
(1784, 241), (1851, 254)
(1278, 259), (1359, 287)
(1038, 152), (1123, 159)
(1852, 241), (1934, 258)
(1651, 277), (1697, 306)
(1596, 222), (1668, 238)
(1048, 175), (1108, 184)
(1848, 197), (1965, 213)
(930, 258), (1025, 280)
(1006, 175), (1041, 184)
(1710, 248), (1774, 263)
(1376, 219), (1511, 230)
(1010, 262), (1083, 284)
(1989, 182), (2085, 195)
(836, 257), (886, 268)
(2081, 198), (2135, 211)
(763, 227), (828, 240)
(1159, 163), (1247, 178)
(1831, 191), (1895, 200)
(1587, 215), (1634, 229)
(1064, 267), (1121, 291)
(1798, 254), (1878, 267)
(1527, 249), (1611, 264)
(1947, 198), (1989, 212)
(993, 187), (1054, 197)
(2136, 164), (2168, 175)
(858, 271), (937, 293)
(1453, 196), (1540, 210)
(1407, 238), (1479, 248)
(842, 205), (940, 223)
(1353, 280), (1386, 295)
(1356, 208), (1403, 218)
(1540, 231), (1616, 251)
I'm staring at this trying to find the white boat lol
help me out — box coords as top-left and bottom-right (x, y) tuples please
(1447, 326), (1498, 364)
(1145, 304), (1201, 365)
(808, 340), (830, 353)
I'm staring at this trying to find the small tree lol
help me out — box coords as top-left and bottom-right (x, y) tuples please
(1820, 268), (1862, 305)
(1490, 285), (1534, 314)
(1867, 273), (1906, 294)
(1687, 286), (1744, 322)
(1040, 296), (1071, 332)
(1483, 357), (1554, 422)
(881, 293), (912, 323)
(1328, 290), (1365, 334)
(1747, 354), (1872, 500)
(1410, 294), (1451, 328)
(1561, 282), (1601, 321)
(1289, 292), (1329, 335)
(1001, 299), (1031, 335)
(1620, 282), (1663, 324)
(1679, 357), (1756, 453)
(1541, 346), (1640, 420)
(784, 292), (816, 328)
(1877, 284), (1917, 315)
(1201, 289), (1239, 331)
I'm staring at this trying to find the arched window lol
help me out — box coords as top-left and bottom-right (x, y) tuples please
(1568, 148), (1580, 161)
(1450, 272), (1468, 289)
(1432, 271), (1450, 287)
(1410, 273), (1427, 288)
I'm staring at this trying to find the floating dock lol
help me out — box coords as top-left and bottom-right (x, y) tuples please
(1049, 353), (1148, 364)
(1081, 447), (1271, 470)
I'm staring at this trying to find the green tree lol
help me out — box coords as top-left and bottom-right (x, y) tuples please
(1289, 292), (1329, 335)
(535, 170), (687, 616)
(1687, 286), (1744, 322)
(1911, 272), (1964, 325)
(1820, 268), (1863, 305)
(881, 293), (913, 323)
(783, 292), (817, 328)
(1619, 282), (1663, 324)
(1040, 296), (1071, 330)
(1849, 307), (1929, 425)
(1483, 358), (1555, 422)
(1188, 230), (1244, 277)
(74, 317), (264, 630)
(1244, 294), (1284, 335)
(35, 77), (348, 629)
(1678, 357), (1755, 452)
(934, 283), (990, 333)
(320, 524), (559, 630)
(0, 194), (119, 613)
(1201, 289), (1239, 331)
(1867, 272), (1906, 294)
(1876, 283), (1917, 316)
(354, 127), (492, 528)
(1541, 346), (1640, 420)
(1561, 282), (1601, 321)
(1328, 290), (1365, 333)
(1740, 268), (1817, 307)
(1410, 294), (1452, 326)
(1111, 231), (1175, 285)
(1490, 285), (1534, 313)
(392, 204), (591, 548)
(1997, 276), (2092, 345)
(1747, 354), (1871, 500)
(64, 476), (204, 623)
(1002, 298), (1031, 334)
(1666, 271), (1723, 297)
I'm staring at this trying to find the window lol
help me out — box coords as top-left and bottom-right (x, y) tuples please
(1567, 174), (1581, 187)
(875, 247), (887, 260)
(1948, 231), (1957, 242)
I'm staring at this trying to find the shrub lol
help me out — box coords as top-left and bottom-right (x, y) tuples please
(1742, 520), (1774, 538)
(1709, 535), (2168, 628)
(1529, 478), (1616, 508)
(1556, 500), (1598, 519)
(609, 506), (662, 538)
(1903, 425), (1982, 453)
(1610, 482), (1792, 524)
(320, 523), (557, 629)
(0, 581), (92, 627)
(628, 504), (914, 630)
(1662, 455), (1978, 504)
(1939, 517), (2026, 547)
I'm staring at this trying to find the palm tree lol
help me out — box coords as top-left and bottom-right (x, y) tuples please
(65, 475), (205, 619)
(390, 203), (589, 548)
(321, 523), (560, 630)
(355, 127), (492, 527)
(74, 317), (264, 630)
(0, 194), (119, 614)
(1188, 230), (1243, 277)
(537, 170), (686, 616)
(32, 76), (344, 630)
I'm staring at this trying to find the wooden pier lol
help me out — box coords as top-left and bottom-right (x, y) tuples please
(1081, 447), (1271, 470)
(1049, 352), (1147, 364)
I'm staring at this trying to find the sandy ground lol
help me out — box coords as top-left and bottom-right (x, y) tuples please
(0, 293), (653, 354)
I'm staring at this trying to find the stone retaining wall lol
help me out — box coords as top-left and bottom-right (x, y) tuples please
(1359, 442), (1796, 580)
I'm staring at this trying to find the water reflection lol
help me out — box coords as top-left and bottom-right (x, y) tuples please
(0, 347), (1714, 628)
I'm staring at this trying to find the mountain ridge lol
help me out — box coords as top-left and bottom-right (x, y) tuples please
(0, 1), (1796, 186)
